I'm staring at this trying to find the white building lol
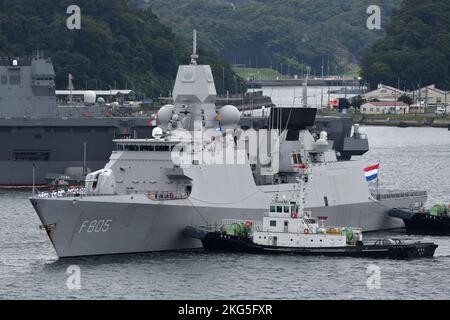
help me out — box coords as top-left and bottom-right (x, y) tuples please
(362, 84), (405, 102)
(412, 85), (448, 108)
(361, 101), (410, 115)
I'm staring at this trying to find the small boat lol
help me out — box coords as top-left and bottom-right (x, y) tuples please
(184, 195), (438, 259)
(389, 204), (450, 235)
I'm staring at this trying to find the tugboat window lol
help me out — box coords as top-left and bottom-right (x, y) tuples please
(284, 206), (290, 213)
(270, 220), (276, 227)
(292, 153), (302, 165)
(270, 206), (276, 213)
(276, 206), (282, 213)
(324, 196), (329, 206)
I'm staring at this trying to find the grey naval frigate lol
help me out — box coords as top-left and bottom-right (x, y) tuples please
(0, 55), (154, 186)
(30, 36), (426, 258)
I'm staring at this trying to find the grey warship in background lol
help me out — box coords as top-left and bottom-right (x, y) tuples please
(30, 34), (427, 257)
(0, 56), (154, 186)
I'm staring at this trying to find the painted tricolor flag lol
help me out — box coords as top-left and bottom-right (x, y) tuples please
(148, 114), (157, 126)
(364, 164), (379, 182)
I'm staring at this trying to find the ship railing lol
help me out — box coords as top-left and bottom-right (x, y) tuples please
(147, 191), (188, 201)
(36, 189), (190, 200)
(373, 191), (427, 200)
(357, 133), (368, 140)
(36, 188), (87, 199)
(207, 219), (263, 232)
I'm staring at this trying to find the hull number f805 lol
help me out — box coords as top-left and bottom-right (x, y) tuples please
(78, 219), (112, 234)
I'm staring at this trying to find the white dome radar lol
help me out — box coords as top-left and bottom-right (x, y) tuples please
(157, 104), (175, 129)
(84, 91), (97, 105)
(217, 105), (240, 130)
(152, 127), (163, 139)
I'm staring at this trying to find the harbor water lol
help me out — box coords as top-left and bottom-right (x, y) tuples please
(0, 125), (449, 299)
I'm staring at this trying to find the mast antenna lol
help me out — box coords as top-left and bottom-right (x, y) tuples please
(190, 29), (199, 65)
(302, 68), (309, 108)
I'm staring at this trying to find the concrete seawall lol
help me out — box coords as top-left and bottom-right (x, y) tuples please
(354, 118), (450, 128)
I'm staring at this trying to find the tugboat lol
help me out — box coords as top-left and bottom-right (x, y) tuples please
(389, 204), (450, 235)
(184, 168), (438, 259)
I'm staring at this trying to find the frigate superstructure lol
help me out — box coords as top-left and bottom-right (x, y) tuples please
(0, 56), (153, 186)
(30, 32), (427, 257)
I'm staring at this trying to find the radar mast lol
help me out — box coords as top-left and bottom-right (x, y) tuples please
(190, 29), (199, 65)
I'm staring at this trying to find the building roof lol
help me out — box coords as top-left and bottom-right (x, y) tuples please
(362, 84), (405, 100)
(363, 101), (409, 107)
(376, 84), (405, 94)
(421, 85), (446, 95)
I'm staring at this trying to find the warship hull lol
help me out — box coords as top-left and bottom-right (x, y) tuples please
(31, 193), (426, 258)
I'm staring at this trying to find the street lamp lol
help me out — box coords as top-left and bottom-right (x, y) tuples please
(445, 90), (448, 116)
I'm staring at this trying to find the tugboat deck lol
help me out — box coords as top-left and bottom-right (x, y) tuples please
(185, 229), (438, 260)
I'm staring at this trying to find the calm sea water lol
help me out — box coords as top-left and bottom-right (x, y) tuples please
(0, 125), (449, 300)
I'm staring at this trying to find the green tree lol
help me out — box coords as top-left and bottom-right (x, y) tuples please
(140, 0), (402, 76)
(398, 95), (413, 105)
(361, 0), (450, 90)
(351, 95), (365, 109)
(0, 0), (242, 98)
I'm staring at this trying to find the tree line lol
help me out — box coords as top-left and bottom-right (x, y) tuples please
(361, 0), (450, 91)
(0, 0), (244, 98)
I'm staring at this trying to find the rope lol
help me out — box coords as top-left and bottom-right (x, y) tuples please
(186, 196), (208, 224)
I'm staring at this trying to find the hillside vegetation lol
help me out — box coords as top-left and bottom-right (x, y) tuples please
(138, 0), (401, 76)
(361, 0), (450, 90)
(0, 0), (243, 97)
